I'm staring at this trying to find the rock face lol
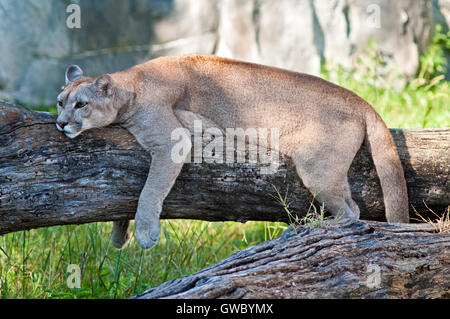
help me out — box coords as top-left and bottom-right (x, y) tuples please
(0, 0), (447, 105)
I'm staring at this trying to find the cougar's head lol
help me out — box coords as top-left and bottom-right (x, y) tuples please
(56, 65), (119, 139)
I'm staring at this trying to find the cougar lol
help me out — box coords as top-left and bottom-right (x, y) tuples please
(56, 54), (409, 249)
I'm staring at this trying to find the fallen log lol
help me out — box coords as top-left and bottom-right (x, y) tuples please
(0, 101), (449, 234)
(135, 221), (450, 299)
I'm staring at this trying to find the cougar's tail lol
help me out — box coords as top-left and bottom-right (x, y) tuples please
(365, 110), (409, 223)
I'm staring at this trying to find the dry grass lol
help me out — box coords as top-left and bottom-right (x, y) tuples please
(269, 184), (337, 231)
(413, 202), (450, 233)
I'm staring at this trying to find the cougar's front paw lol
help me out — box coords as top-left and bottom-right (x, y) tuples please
(135, 218), (161, 249)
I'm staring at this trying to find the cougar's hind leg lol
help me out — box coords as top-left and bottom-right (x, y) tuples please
(312, 183), (356, 222)
(293, 151), (359, 223)
(344, 181), (360, 219)
(112, 220), (131, 249)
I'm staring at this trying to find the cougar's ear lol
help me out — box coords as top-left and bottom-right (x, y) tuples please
(65, 65), (84, 85)
(93, 74), (114, 96)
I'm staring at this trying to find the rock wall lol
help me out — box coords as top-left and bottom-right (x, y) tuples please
(0, 0), (447, 105)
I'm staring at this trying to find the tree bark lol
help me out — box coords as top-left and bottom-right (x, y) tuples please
(134, 221), (450, 299)
(0, 102), (449, 234)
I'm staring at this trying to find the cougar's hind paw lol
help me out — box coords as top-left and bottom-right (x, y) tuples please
(111, 220), (131, 249)
(112, 232), (131, 249)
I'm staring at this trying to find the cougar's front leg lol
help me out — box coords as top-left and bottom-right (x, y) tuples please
(135, 145), (186, 249)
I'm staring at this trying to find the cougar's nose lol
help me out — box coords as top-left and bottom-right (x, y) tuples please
(57, 121), (68, 129)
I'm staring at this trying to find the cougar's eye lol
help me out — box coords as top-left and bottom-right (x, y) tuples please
(75, 101), (87, 109)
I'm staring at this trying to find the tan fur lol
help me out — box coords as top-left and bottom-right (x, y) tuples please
(57, 54), (409, 249)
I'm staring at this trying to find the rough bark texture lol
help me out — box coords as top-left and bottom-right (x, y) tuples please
(135, 221), (450, 299)
(0, 102), (449, 235)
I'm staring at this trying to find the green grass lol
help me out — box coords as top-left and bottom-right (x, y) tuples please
(322, 62), (449, 128)
(321, 28), (450, 129)
(0, 220), (286, 298)
(1, 26), (449, 299)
